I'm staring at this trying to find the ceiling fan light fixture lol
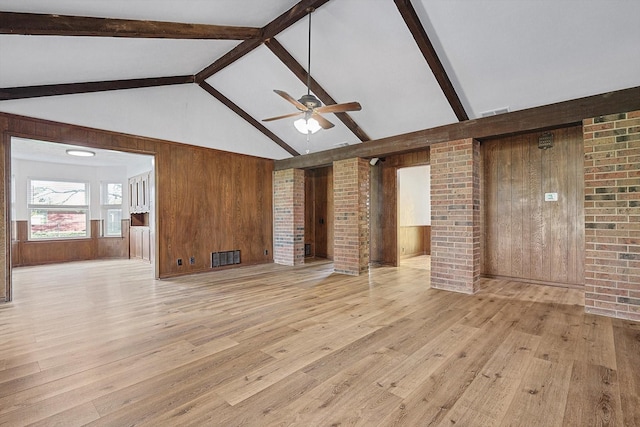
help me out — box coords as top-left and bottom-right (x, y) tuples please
(294, 117), (321, 134)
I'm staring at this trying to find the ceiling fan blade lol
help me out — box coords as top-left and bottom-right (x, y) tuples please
(312, 112), (334, 129)
(274, 90), (308, 111)
(262, 111), (304, 122)
(315, 101), (362, 114)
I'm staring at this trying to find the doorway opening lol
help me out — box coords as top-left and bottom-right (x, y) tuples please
(9, 137), (156, 300)
(397, 165), (431, 271)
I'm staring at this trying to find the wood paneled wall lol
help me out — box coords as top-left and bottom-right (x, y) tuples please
(304, 167), (333, 259)
(482, 126), (584, 286)
(11, 220), (130, 267)
(370, 151), (430, 266)
(161, 144), (272, 275)
(398, 226), (431, 258)
(0, 112), (273, 294)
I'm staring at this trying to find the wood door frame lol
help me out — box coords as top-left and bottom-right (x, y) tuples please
(3, 131), (11, 301)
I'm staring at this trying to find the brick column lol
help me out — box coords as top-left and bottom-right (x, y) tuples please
(583, 111), (640, 321)
(430, 138), (481, 294)
(333, 158), (370, 275)
(273, 168), (305, 266)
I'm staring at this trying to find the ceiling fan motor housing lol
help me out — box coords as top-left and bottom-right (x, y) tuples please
(298, 94), (322, 110)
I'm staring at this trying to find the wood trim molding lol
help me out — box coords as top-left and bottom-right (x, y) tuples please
(0, 76), (195, 101)
(274, 85), (640, 170)
(482, 273), (584, 290)
(265, 38), (370, 142)
(199, 82), (300, 157)
(0, 12), (260, 40)
(393, 0), (468, 121)
(2, 131), (11, 302)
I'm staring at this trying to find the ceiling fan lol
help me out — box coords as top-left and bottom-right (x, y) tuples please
(262, 8), (362, 134)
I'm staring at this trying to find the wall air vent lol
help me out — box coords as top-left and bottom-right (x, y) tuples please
(538, 132), (554, 150)
(211, 250), (241, 268)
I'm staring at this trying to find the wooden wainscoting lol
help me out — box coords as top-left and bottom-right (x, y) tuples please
(482, 126), (585, 287)
(11, 219), (129, 267)
(398, 225), (431, 258)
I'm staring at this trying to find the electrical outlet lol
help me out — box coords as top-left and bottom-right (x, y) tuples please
(189, 257), (195, 265)
(177, 258), (182, 266)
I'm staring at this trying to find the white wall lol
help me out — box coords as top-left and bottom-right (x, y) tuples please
(12, 159), (128, 221)
(398, 165), (431, 226)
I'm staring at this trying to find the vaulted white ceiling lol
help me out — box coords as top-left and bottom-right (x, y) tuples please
(1, 0), (639, 161)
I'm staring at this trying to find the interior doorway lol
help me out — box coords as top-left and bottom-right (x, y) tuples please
(397, 165), (431, 271)
(8, 137), (156, 300)
(304, 167), (333, 260)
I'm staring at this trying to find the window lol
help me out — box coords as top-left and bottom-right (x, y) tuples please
(102, 182), (123, 237)
(29, 179), (89, 239)
(105, 182), (123, 205)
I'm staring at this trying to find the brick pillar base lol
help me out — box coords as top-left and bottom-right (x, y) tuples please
(333, 158), (370, 275)
(430, 138), (481, 294)
(273, 168), (305, 266)
(583, 111), (640, 321)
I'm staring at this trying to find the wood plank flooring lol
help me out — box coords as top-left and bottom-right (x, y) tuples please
(1, 258), (639, 426)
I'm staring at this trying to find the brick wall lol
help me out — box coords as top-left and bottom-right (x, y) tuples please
(273, 168), (305, 266)
(583, 111), (640, 321)
(333, 158), (370, 275)
(430, 138), (481, 294)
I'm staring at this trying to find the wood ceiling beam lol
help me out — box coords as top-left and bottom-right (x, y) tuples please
(0, 76), (195, 100)
(274, 86), (640, 170)
(265, 38), (370, 143)
(199, 82), (300, 157)
(195, 0), (331, 83)
(193, 0), (330, 156)
(393, 0), (468, 121)
(0, 11), (260, 39)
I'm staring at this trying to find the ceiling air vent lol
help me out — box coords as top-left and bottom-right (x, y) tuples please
(480, 107), (509, 118)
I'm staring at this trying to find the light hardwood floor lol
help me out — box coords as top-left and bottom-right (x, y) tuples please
(1, 259), (639, 426)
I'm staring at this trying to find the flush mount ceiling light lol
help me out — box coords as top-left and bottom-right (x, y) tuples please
(66, 149), (95, 157)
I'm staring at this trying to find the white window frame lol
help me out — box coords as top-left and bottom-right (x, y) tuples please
(28, 178), (90, 240)
(101, 182), (123, 237)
